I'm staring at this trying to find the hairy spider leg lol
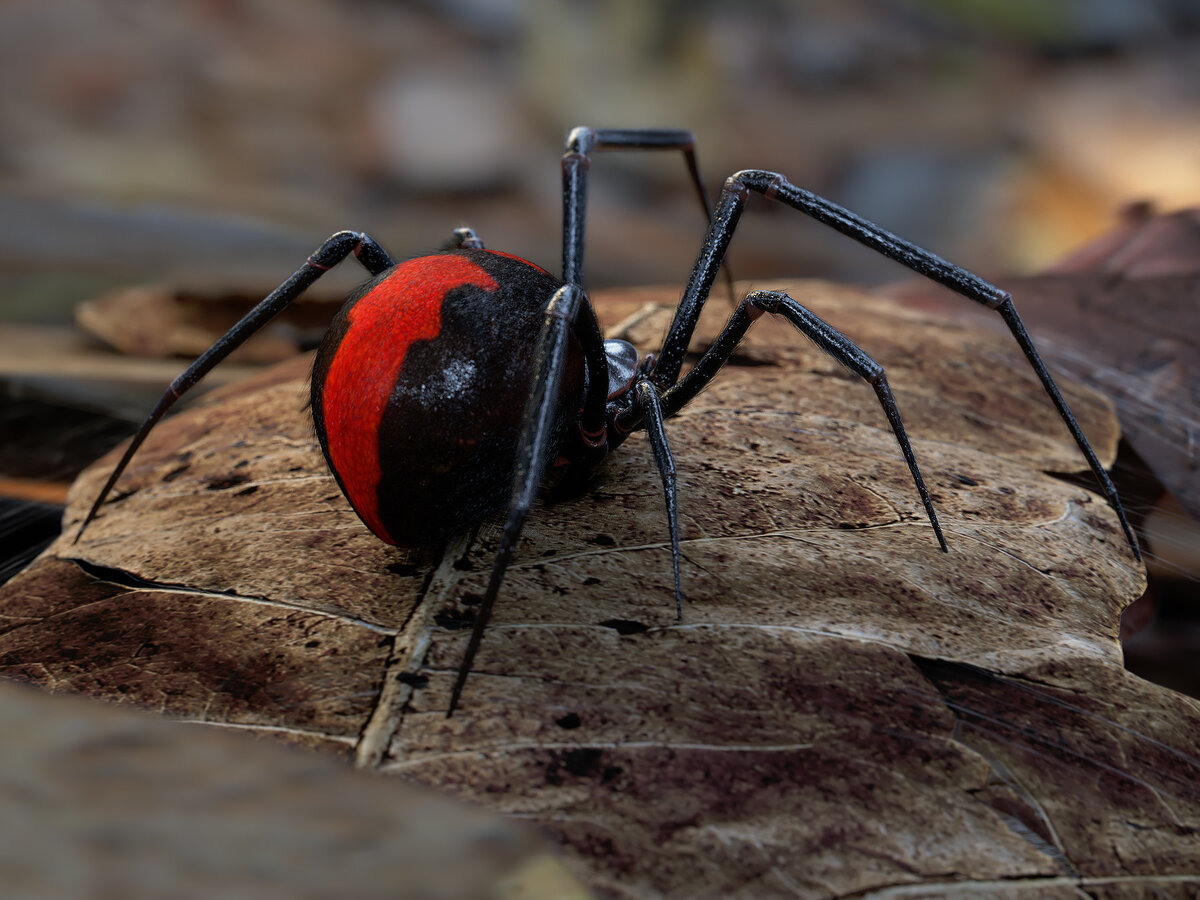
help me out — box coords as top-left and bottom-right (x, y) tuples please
(448, 283), (612, 715)
(630, 289), (948, 551)
(650, 170), (1140, 560)
(561, 127), (734, 301)
(73, 231), (395, 542)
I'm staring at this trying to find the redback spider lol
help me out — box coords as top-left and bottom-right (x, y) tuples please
(74, 126), (1140, 715)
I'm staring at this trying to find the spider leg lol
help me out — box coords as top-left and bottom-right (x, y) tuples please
(653, 171), (1139, 559)
(73, 231), (395, 542)
(561, 127), (733, 300)
(630, 379), (685, 619)
(636, 289), (948, 550)
(447, 283), (604, 716)
(574, 298), (612, 456)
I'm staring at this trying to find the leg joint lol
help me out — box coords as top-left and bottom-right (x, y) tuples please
(307, 230), (363, 270)
(744, 289), (787, 318)
(722, 175), (752, 204)
(564, 126), (595, 155)
(562, 151), (590, 173)
(729, 169), (788, 199)
(986, 289), (1013, 310)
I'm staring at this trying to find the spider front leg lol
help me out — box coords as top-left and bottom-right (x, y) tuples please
(447, 283), (610, 716)
(560, 126), (733, 301)
(74, 230), (395, 541)
(626, 378), (685, 619)
(626, 289), (948, 550)
(653, 170), (1140, 559)
(561, 127), (711, 286)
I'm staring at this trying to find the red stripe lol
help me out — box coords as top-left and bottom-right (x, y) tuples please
(322, 256), (498, 542)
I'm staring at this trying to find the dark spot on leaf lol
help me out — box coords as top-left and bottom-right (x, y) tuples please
(131, 641), (158, 658)
(234, 485), (259, 497)
(598, 619), (649, 635)
(583, 577), (601, 586)
(954, 473), (980, 486)
(544, 748), (624, 788)
(304, 640), (320, 649)
(161, 464), (191, 483)
(545, 747), (600, 784)
(216, 661), (279, 702)
(204, 473), (250, 491)
(233, 459), (250, 469)
(396, 671), (428, 688)
(435, 607), (475, 630)
(590, 533), (616, 546)
(556, 712), (582, 729)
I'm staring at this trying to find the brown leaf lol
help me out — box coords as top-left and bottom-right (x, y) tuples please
(76, 283), (343, 363)
(3, 280), (1191, 897)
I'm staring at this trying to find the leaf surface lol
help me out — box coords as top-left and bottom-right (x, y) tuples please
(2, 279), (1191, 898)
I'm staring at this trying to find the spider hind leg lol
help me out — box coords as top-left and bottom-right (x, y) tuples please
(74, 231), (395, 543)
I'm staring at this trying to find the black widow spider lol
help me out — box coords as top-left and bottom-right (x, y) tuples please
(75, 127), (1140, 715)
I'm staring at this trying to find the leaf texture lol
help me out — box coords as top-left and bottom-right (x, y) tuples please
(2, 280), (1191, 898)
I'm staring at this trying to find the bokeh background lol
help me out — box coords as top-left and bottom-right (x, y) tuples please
(2, 0), (1199, 318)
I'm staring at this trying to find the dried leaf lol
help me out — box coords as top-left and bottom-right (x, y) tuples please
(76, 283), (343, 363)
(2, 280), (1191, 897)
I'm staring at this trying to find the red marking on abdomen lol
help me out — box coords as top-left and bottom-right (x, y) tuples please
(322, 256), (498, 542)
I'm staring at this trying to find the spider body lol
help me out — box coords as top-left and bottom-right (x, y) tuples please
(75, 127), (1139, 715)
(311, 249), (587, 545)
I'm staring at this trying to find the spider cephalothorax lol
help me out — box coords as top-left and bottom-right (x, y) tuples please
(75, 126), (1139, 714)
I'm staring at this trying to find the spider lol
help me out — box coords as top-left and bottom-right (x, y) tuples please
(74, 126), (1140, 714)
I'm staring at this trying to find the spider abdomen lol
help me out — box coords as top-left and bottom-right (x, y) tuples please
(311, 249), (583, 546)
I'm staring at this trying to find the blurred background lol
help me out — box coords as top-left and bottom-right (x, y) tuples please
(1, 0), (1199, 316)
(0, 0), (1198, 693)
